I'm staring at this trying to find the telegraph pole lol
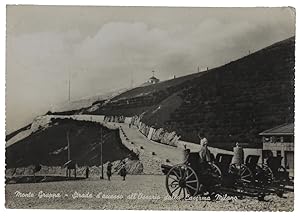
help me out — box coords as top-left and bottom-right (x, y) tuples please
(66, 131), (71, 177)
(68, 72), (71, 101)
(67, 131), (70, 161)
(100, 127), (104, 179)
(130, 71), (133, 89)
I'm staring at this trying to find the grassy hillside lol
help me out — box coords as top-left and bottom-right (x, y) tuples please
(84, 37), (295, 150)
(85, 71), (208, 117)
(147, 37), (294, 149)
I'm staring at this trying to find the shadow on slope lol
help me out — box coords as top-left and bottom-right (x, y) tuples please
(6, 119), (135, 168)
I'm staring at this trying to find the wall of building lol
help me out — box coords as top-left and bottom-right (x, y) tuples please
(263, 141), (294, 170)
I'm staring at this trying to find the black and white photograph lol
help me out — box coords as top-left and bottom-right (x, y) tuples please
(4, 4), (295, 211)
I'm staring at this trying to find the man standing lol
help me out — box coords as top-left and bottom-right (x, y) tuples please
(198, 132), (211, 164)
(120, 161), (127, 181)
(85, 166), (89, 179)
(197, 132), (212, 193)
(107, 161), (112, 181)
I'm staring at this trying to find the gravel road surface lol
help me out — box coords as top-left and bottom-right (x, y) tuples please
(5, 175), (293, 211)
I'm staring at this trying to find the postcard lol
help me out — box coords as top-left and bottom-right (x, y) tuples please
(5, 5), (295, 211)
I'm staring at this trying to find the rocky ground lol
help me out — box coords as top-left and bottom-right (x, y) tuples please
(5, 175), (293, 211)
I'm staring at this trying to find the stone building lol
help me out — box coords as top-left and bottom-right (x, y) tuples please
(141, 71), (160, 86)
(147, 75), (160, 84)
(259, 123), (294, 172)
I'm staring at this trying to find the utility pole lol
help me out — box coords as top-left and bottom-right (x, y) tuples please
(67, 131), (70, 161)
(66, 131), (70, 178)
(100, 127), (104, 179)
(68, 72), (71, 102)
(130, 71), (133, 89)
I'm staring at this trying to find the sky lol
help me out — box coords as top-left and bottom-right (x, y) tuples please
(6, 6), (295, 134)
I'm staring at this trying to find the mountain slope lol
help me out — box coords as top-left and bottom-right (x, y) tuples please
(84, 37), (295, 149)
(6, 119), (134, 168)
(7, 37), (295, 151)
(146, 37), (294, 149)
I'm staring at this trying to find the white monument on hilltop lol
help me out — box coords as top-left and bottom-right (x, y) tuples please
(146, 70), (160, 85)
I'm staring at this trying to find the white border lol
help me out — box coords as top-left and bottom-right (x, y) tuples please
(1, 1), (298, 216)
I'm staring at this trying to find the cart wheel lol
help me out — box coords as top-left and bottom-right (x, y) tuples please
(166, 164), (199, 199)
(229, 164), (253, 185)
(240, 165), (254, 184)
(262, 164), (274, 185)
(207, 163), (223, 186)
(253, 165), (273, 185)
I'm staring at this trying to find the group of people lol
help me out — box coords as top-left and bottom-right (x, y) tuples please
(85, 160), (127, 181)
(84, 160), (127, 181)
(197, 132), (245, 166)
(107, 160), (127, 181)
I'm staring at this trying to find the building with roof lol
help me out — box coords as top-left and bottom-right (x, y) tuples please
(147, 76), (160, 84)
(259, 123), (294, 172)
(140, 70), (160, 86)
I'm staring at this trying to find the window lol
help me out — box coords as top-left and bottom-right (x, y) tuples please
(277, 151), (282, 157)
(284, 136), (294, 143)
(270, 136), (276, 143)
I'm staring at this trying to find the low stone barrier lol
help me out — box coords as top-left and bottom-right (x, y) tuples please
(137, 122), (181, 147)
(103, 114), (263, 164)
(104, 115), (125, 123)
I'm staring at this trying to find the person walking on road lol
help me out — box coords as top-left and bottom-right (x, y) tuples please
(85, 166), (89, 179)
(120, 160), (127, 181)
(107, 161), (112, 181)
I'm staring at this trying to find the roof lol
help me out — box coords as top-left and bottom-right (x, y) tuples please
(149, 76), (159, 80)
(259, 123), (294, 136)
